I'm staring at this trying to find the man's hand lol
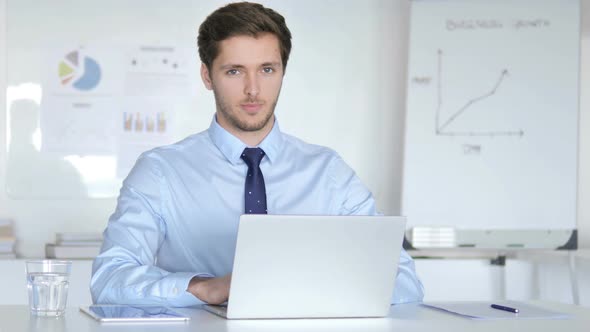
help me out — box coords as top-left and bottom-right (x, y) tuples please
(187, 274), (232, 305)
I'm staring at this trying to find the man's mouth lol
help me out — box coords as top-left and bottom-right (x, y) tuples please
(241, 103), (263, 113)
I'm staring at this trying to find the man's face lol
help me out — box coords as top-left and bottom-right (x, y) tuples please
(201, 33), (284, 135)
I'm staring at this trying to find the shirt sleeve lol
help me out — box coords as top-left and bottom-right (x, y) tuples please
(328, 155), (425, 304)
(90, 153), (211, 307)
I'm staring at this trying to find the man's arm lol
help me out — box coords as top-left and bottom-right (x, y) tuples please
(329, 155), (425, 303)
(90, 153), (211, 307)
(391, 249), (424, 303)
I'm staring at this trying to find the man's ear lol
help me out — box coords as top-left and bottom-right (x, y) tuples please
(201, 63), (213, 90)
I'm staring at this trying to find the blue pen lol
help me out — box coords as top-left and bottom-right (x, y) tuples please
(491, 304), (519, 313)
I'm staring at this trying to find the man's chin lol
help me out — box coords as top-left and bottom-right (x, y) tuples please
(237, 122), (270, 132)
(235, 115), (274, 132)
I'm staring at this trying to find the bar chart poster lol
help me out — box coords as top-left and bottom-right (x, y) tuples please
(402, 0), (579, 230)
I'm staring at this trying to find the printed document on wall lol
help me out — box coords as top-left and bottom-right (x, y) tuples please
(40, 45), (123, 155)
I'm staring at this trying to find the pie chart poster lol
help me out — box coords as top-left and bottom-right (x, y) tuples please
(43, 45), (123, 96)
(39, 45), (124, 154)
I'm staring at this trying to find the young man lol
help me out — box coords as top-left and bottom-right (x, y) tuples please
(91, 2), (424, 307)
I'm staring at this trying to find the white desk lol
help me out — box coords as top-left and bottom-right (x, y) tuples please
(1, 302), (588, 332)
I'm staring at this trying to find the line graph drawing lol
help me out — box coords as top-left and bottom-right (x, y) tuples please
(435, 49), (524, 137)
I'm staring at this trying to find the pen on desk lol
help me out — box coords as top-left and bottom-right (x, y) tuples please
(490, 304), (519, 313)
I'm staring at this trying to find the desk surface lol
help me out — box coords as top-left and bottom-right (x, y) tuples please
(1, 302), (589, 332)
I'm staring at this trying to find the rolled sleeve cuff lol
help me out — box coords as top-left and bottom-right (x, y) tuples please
(166, 272), (214, 307)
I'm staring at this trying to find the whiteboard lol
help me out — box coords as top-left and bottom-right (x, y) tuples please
(402, 0), (579, 237)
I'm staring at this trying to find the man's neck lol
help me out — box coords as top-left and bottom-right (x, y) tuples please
(216, 114), (274, 147)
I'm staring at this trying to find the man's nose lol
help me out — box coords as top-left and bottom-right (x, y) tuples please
(244, 73), (260, 98)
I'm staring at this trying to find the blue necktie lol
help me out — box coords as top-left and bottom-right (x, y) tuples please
(241, 148), (267, 214)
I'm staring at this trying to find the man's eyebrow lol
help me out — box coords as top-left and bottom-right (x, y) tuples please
(261, 62), (281, 67)
(219, 64), (246, 70)
(219, 62), (281, 70)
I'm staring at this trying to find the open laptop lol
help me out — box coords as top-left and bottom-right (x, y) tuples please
(203, 215), (406, 319)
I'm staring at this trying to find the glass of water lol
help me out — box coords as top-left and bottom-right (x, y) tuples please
(26, 260), (72, 317)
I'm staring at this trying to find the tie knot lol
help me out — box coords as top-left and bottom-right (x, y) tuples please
(241, 148), (265, 167)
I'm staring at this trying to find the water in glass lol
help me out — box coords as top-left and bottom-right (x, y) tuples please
(27, 272), (69, 316)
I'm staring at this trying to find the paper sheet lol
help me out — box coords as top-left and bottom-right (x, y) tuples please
(422, 301), (571, 320)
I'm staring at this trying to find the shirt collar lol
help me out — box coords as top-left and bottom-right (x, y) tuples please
(208, 115), (284, 166)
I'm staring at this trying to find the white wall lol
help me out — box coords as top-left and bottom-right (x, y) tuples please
(415, 254), (590, 306)
(0, 0), (5, 213)
(578, 0), (590, 249)
(449, 256), (589, 306)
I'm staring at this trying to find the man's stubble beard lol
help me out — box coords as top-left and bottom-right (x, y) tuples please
(213, 87), (280, 132)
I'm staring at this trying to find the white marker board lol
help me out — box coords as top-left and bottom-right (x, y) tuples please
(402, 0), (579, 247)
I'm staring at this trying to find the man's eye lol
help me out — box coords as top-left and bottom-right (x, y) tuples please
(227, 69), (239, 75)
(262, 67), (274, 74)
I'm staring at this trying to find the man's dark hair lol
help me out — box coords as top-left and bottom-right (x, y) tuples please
(197, 2), (292, 72)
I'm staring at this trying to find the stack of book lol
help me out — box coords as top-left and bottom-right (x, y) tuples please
(45, 232), (103, 259)
(410, 226), (456, 248)
(0, 219), (16, 259)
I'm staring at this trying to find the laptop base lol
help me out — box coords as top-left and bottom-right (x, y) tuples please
(203, 304), (228, 318)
